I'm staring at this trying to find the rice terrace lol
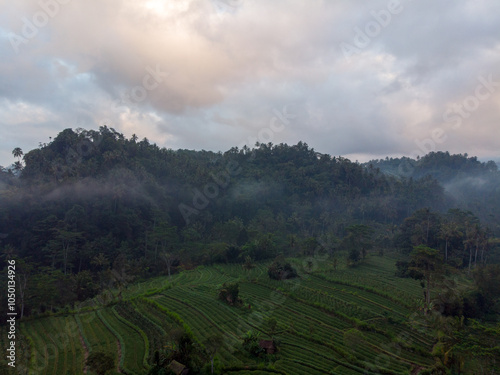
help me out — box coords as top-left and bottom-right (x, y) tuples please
(3, 255), (442, 375)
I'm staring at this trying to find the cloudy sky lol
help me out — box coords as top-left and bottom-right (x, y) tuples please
(1, 0), (500, 168)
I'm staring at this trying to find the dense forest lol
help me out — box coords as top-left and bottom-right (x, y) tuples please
(1, 127), (500, 374)
(366, 153), (500, 230)
(1, 127), (499, 319)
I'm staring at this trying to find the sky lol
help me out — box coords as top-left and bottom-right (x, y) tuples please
(1, 0), (500, 168)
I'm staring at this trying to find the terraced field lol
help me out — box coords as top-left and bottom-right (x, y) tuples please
(20, 316), (85, 375)
(14, 255), (436, 374)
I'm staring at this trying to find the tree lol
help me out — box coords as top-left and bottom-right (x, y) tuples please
(409, 245), (443, 315)
(72, 270), (97, 301)
(161, 252), (177, 280)
(13, 161), (23, 172)
(56, 228), (84, 275)
(203, 334), (223, 374)
(91, 253), (110, 290)
(267, 257), (298, 280)
(110, 254), (134, 300)
(472, 264), (500, 313)
(242, 330), (264, 357)
(15, 258), (33, 319)
(264, 317), (279, 338)
(464, 223), (480, 275)
(302, 237), (319, 256)
(236, 228), (249, 247)
(243, 255), (255, 271)
(1, 245), (17, 260)
(342, 224), (373, 265)
(439, 221), (461, 263)
(86, 351), (115, 375)
(29, 267), (62, 314)
(218, 282), (241, 306)
(243, 255), (255, 281)
(12, 147), (23, 160)
(397, 209), (441, 252)
(172, 330), (198, 368)
(347, 246), (361, 264)
(438, 318), (500, 373)
(151, 222), (178, 262)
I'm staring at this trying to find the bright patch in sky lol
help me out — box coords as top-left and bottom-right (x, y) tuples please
(143, 0), (190, 17)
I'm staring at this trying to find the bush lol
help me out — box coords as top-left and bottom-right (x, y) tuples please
(267, 259), (298, 280)
(86, 351), (115, 375)
(218, 282), (242, 306)
(242, 330), (265, 357)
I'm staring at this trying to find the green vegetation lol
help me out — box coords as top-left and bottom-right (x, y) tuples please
(267, 258), (298, 281)
(2, 256), (488, 374)
(5, 256), (494, 374)
(1, 129), (500, 373)
(86, 351), (115, 375)
(218, 282), (242, 306)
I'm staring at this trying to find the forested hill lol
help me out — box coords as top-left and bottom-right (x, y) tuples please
(1, 126), (500, 317)
(366, 151), (499, 182)
(1, 128), (500, 266)
(2, 126), (446, 241)
(366, 152), (500, 230)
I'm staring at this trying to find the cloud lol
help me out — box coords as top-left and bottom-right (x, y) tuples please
(0, 0), (499, 167)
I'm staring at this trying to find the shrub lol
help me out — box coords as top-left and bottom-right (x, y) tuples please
(218, 282), (242, 306)
(267, 259), (298, 280)
(86, 351), (115, 375)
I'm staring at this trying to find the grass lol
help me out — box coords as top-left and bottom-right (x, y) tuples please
(19, 316), (85, 375)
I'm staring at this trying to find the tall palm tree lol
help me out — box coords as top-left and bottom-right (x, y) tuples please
(439, 221), (462, 262)
(464, 223), (478, 275)
(12, 147), (23, 160)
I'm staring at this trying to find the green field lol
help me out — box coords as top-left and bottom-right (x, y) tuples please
(13, 255), (437, 374)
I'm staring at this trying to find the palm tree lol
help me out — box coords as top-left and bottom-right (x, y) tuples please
(12, 147), (23, 160)
(464, 223), (479, 275)
(13, 161), (23, 172)
(439, 222), (461, 263)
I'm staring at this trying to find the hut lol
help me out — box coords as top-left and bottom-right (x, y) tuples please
(169, 360), (189, 375)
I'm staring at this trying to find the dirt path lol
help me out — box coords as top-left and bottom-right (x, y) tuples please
(78, 332), (89, 374)
(117, 339), (122, 373)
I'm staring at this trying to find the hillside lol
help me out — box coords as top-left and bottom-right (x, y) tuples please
(1, 128), (500, 374)
(0, 256), (457, 374)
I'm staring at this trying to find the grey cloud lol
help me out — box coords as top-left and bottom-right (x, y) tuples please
(0, 0), (499, 166)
